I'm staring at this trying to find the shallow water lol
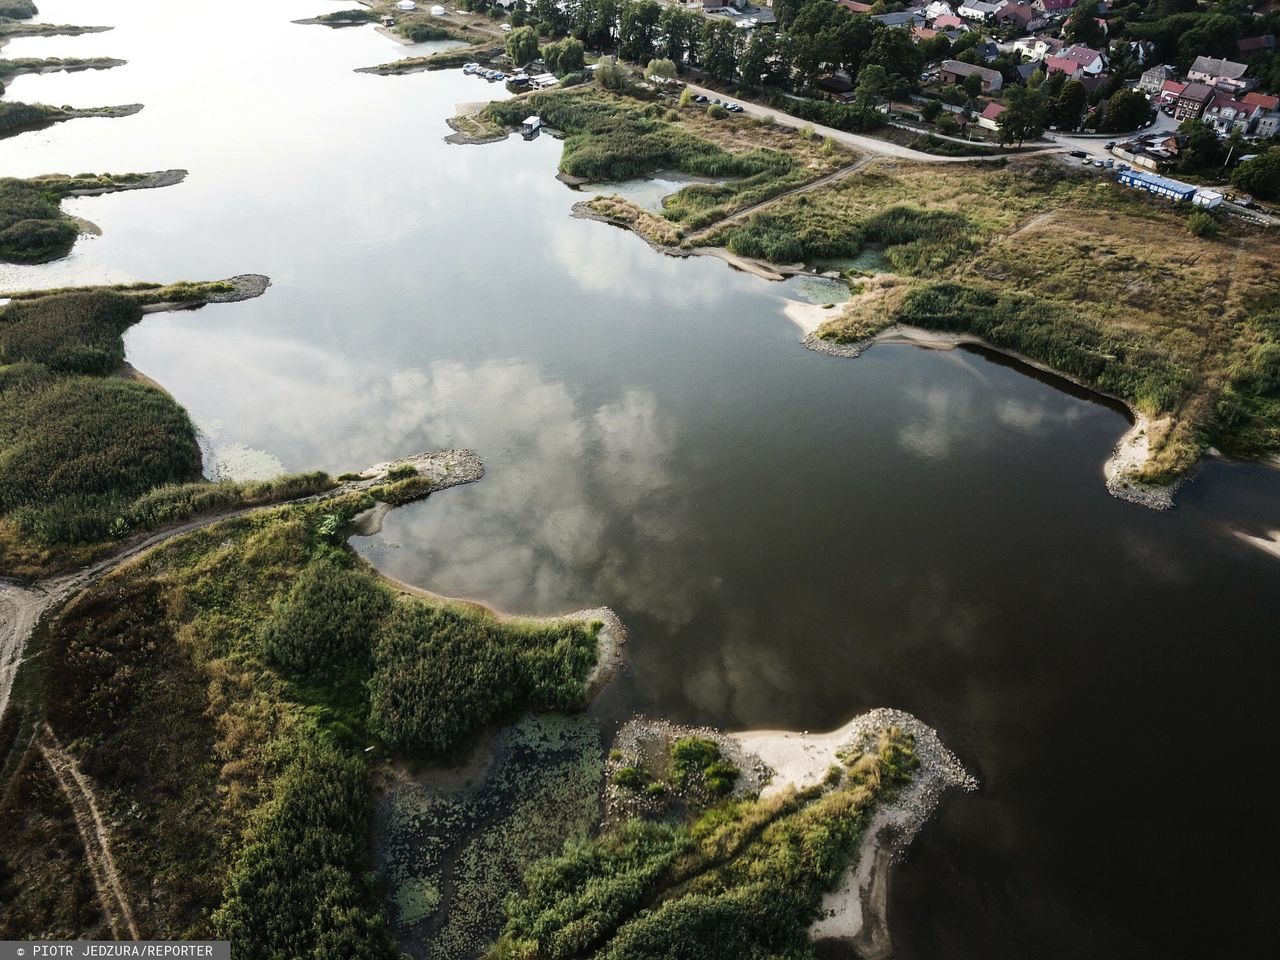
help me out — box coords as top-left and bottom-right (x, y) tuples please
(3, 3), (1279, 957)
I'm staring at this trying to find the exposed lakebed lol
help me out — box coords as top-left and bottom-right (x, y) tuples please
(3, 2), (1279, 957)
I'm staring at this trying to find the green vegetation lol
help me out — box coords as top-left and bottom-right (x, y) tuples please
(0, 288), (329, 576)
(0, 0), (36, 19)
(490, 727), (917, 960)
(1, 475), (605, 949)
(1231, 149), (1280, 202)
(396, 20), (457, 42)
(0, 177), (80, 263)
(312, 7), (374, 25)
(0, 57), (124, 79)
(369, 603), (598, 754)
(669, 737), (738, 798)
(0, 101), (70, 135)
(789, 157), (1280, 483)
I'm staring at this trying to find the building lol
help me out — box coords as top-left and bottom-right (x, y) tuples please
(978, 101), (1007, 129)
(1174, 81), (1215, 121)
(1044, 54), (1082, 80)
(1256, 111), (1280, 139)
(1033, 0), (1077, 12)
(1012, 34), (1063, 60)
(994, 1), (1045, 31)
(704, 0), (750, 9)
(1137, 65), (1175, 95)
(939, 59), (1004, 91)
(923, 1), (954, 19)
(836, 0), (874, 11)
(956, 0), (1006, 19)
(1237, 35), (1276, 57)
(521, 115), (542, 136)
(1203, 95), (1262, 136)
(1057, 43), (1105, 76)
(1186, 55), (1249, 93)
(871, 10), (927, 26)
(932, 13), (966, 28)
(1241, 91), (1280, 113)
(1116, 169), (1197, 202)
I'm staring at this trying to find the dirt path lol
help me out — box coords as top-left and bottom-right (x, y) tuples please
(682, 83), (1066, 164)
(682, 154), (876, 246)
(36, 723), (140, 940)
(0, 449), (484, 723)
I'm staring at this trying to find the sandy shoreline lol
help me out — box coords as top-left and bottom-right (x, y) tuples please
(732, 708), (976, 956)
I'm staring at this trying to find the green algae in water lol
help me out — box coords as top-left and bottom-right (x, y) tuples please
(377, 713), (605, 960)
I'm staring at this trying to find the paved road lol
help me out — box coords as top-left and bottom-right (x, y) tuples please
(682, 82), (1066, 163)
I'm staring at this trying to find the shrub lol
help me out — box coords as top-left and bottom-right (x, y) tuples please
(1187, 208), (1218, 238)
(0, 0), (37, 17)
(397, 20), (453, 41)
(0, 291), (141, 373)
(368, 602), (597, 754)
(707, 103), (728, 119)
(0, 377), (202, 512)
(261, 560), (392, 686)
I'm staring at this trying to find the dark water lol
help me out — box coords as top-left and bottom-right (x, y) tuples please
(4, 3), (1279, 957)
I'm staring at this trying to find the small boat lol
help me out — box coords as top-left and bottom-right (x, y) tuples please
(463, 62), (479, 74)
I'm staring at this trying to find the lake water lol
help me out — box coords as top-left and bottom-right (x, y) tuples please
(3, 3), (1279, 957)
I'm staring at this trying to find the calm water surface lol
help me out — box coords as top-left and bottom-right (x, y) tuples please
(3, 3), (1278, 957)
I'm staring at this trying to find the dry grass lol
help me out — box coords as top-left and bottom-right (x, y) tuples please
(584, 195), (683, 247)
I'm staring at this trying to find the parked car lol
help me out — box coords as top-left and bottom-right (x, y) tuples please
(727, 103), (743, 112)
(694, 94), (708, 103)
(1103, 159), (1114, 168)
(1068, 150), (1087, 159)
(1104, 141), (1115, 149)
(1081, 158), (1092, 165)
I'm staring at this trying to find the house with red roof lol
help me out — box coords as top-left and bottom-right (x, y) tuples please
(1157, 79), (1186, 105)
(1241, 91), (1280, 112)
(1058, 43), (1106, 75)
(977, 100), (1007, 129)
(994, 0), (1045, 30)
(1033, 0), (1077, 13)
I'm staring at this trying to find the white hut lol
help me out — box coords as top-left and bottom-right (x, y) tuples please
(430, 4), (445, 13)
(395, 0), (416, 10)
(521, 115), (542, 135)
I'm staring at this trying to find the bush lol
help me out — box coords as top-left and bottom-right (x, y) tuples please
(368, 602), (597, 754)
(0, 291), (141, 372)
(214, 739), (396, 960)
(0, 377), (202, 512)
(261, 560), (392, 687)
(707, 103), (728, 119)
(0, 102), (64, 135)
(1230, 149), (1280, 202)
(0, 0), (37, 17)
(1187, 208), (1218, 238)
(396, 20), (453, 41)
(0, 176), (78, 262)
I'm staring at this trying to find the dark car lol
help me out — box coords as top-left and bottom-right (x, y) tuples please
(1104, 141), (1115, 149)
(694, 94), (708, 103)
(1068, 150), (1088, 159)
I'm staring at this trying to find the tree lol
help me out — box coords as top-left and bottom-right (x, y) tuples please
(596, 55), (627, 90)
(854, 63), (888, 105)
(1051, 79), (1087, 130)
(1177, 119), (1225, 173)
(696, 18), (739, 81)
(542, 37), (584, 75)
(920, 98), (943, 122)
(1104, 87), (1149, 132)
(962, 71), (983, 98)
(619, 0), (662, 65)
(505, 25), (540, 67)
(1231, 149), (1280, 201)
(658, 6), (697, 66)
(644, 57), (677, 82)
(997, 85), (1049, 145)
(1064, 0), (1104, 48)
(738, 28), (776, 88)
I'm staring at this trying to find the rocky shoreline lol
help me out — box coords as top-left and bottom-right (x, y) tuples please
(60, 168), (187, 196)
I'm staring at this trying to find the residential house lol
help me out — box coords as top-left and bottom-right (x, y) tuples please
(871, 10), (927, 26)
(1043, 54), (1082, 79)
(1057, 43), (1105, 75)
(1174, 81), (1215, 121)
(994, 1), (1045, 31)
(1156, 79), (1185, 105)
(1138, 64), (1175, 95)
(1186, 55), (1249, 94)
(939, 59), (1004, 90)
(956, 0), (1007, 21)
(978, 100), (1007, 129)
(1012, 34), (1063, 60)
(923, 0), (954, 19)
(1256, 111), (1280, 139)
(1202, 94), (1262, 136)
(971, 40), (1001, 62)
(913, 25), (941, 41)
(932, 13), (966, 28)
(1241, 91), (1280, 113)
(1014, 61), (1040, 84)
(1032, 0), (1076, 13)
(1237, 35), (1276, 57)
(837, 0), (874, 12)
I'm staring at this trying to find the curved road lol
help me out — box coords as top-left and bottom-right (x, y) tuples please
(681, 82), (1066, 163)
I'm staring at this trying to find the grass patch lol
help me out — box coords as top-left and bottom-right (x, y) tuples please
(491, 727), (917, 960)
